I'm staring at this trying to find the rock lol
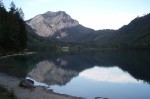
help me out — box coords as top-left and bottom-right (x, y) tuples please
(26, 11), (79, 37)
(95, 97), (108, 99)
(95, 97), (102, 99)
(19, 79), (35, 89)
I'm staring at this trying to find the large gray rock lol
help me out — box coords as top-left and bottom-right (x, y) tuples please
(19, 79), (35, 89)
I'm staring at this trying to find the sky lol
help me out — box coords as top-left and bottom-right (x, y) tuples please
(2, 0), (150, 30)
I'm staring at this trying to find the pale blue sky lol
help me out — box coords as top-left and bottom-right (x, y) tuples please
(3, 0), (150, 30)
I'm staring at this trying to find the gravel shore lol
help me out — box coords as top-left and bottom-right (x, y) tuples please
(0, 73), (83, 99)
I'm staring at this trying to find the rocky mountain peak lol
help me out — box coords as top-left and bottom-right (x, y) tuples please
(43, 11), (67, 18)
(26, 11), (79, 37)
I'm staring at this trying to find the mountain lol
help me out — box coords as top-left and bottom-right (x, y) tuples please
(26, 11), (95, 41)
(27, 11), (150, 50)
(116, 14), (150, 49)
(27, 11), (79, 37)
(94, 14), (150, 49)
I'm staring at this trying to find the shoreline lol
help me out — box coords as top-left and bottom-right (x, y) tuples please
(0, 73), (83, 99)
(0, 52), (36, 59)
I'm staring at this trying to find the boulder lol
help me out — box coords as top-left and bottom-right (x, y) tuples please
(19, 79), (35, 89)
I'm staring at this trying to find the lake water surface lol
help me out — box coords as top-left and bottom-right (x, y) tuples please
(0, 51), (150, 99)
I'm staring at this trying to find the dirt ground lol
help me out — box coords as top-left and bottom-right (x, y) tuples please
(0, 73), (83, 99)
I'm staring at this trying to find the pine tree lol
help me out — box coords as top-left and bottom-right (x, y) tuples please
(0, 1), (27, 52)
(0, 0), (7, 50)
(0, 0), (4, 8)
(18, 8), (24, 19)
(9, 1), (17, 14)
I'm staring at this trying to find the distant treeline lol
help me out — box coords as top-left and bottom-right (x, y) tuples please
(0, 1), (27, 53)
(26, 25), (94, 52)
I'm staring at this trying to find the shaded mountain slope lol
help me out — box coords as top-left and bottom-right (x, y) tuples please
(93, 13), (150, 49)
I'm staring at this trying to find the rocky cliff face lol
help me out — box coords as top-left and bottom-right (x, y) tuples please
(26, 11), (79, 37)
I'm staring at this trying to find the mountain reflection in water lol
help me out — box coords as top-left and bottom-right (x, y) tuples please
(0, 51), (150, 99)
(28, 60), (78, 86)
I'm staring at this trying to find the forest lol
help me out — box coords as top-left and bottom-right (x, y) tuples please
(0, 1), (27, 53)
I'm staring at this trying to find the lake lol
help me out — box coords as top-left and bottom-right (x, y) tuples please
(0, 51), (150, 99)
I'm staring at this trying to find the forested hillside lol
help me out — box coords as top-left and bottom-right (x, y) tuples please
(94, 14), (150, 49)
(26, 25), (61, 51)
(0, 1), (27, 52)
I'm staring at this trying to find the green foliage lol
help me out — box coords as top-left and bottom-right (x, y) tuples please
(9, 1), (16, 14)
(26, 25), (94, 52)
(0, 1), (27, 52)
(0, 1), (3, 8)
(18, 8), (24, 19)
(0, 86), (16, 99)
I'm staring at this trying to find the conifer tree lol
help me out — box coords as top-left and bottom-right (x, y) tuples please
(0, 1), (27, 52)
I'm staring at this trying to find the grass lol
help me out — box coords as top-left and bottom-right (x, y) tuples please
(0, 87), (16, 99)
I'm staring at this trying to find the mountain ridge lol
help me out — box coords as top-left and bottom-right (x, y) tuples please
(26, 11), (150, 49)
